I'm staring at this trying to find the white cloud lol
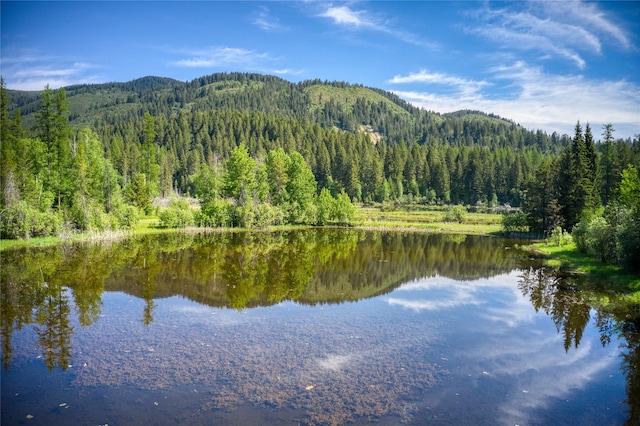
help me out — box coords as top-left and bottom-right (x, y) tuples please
(172, 47), (271, 68)
(389, 70), (489, 98)
(481, 333), (619, 425)
(472, 1), (633, 69)
(473, 25), (587, 69)
(1, 55), (104, 90)
(386, 273), (525, 313)
(319, 5), (377, 29)
(318, 4), (437, 49)
(542, 0), (631, 49)
(272, 68), (304, 76)
(390, 62), (640, 139)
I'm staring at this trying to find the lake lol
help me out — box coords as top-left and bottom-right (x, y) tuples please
(1, 229), (638, 425)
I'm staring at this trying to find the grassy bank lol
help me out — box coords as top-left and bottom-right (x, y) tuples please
(0, 206), (504, 251)
(355, 205), (503, 235)
(530, 240), (640, 301)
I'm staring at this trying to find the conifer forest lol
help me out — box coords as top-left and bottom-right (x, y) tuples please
(1, 73), (639, 270)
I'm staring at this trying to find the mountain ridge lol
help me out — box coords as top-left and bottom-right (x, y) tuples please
(7, 72), (538, 146)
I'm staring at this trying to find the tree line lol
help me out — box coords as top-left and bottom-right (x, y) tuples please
(2, 75), (639, 261)
(510, 122), (640, 272)
(0, 81), (358, 238)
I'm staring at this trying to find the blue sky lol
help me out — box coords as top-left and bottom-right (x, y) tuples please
(1, 1), (639, 139)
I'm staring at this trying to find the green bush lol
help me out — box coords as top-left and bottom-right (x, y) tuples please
(198, 198), (233, 227)
(112, 203), (140, 229)
(550, 226), (572, 247)
(573, 214), (617, 263)
(572, 220), (589, 252)
(616, 219), (640, 272)
(315, 188), (334, 226)
(585, 217), (614, 262)
(254, 203), (284, 228)
(501, 211), (529, 233)
(443, 205), (467, 223)
(334, 191), (356, 225)
(158, 198), (194, 228)
(1, 201), (62, 239)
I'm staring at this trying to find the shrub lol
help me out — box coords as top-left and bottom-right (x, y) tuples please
(334, 191), (356, 225)
(158, 198), (194, 228)
(254, 203), (284, 228)
(550, 226), (572, 247)
(443, 205), (467, 223)
(315, 188), (334, 226)
(501, 211), (529, 234)
(572, 216), (614, 262)
(1, 201), (62, 239)
(572, 220), (589, 252)
(112, 203), (140, 230)
(198, 198), (233, 227)
(585, 217), (614, 262)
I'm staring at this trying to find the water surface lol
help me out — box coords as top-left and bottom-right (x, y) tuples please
(1, 230), (637, 425)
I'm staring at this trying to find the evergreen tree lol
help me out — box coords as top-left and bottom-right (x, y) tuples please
(523, 159), (561, 234)
(557, 122), (589, 229)
(600, 124), (616, 205)
(125, 173), (152, 214)
(140, 112), (159, 195)
(36, 86), (71, 209)
(583, 123), (601, 213)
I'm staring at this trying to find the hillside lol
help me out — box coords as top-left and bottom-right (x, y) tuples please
(7, 72), (556, 150)
(5, 71), (605, 241)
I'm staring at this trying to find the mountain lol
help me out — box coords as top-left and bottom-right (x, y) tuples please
(7, 72), (557, 150)
(2, 71), (578, 229)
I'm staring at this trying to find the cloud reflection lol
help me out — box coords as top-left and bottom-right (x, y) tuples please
(386, 272), (521, 313)
(386, 271), (621, 423)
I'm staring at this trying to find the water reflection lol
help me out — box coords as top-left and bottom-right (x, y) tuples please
(518, 266), (640, 425)
(1, 230), (638, 424)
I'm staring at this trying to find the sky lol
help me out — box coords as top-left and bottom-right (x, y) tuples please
(1, 1), (639, 139)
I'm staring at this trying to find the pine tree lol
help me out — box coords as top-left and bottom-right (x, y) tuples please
(599, 124), (616, 205)
(557, 121), (590, 229)
(36, 86), (70, 210)
(583, 123), (601, 213)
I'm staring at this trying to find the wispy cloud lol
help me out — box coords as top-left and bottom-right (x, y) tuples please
(471, 0), (633, 69)
(542, 0), (631, 49)
(1, 53), (104, 90)
(319, 5), (381, 29)
(252, 6), (288, 32)
(172, 46), (271, 68)
(389, 70), (489, 98)
(170, 45), (305, 78)
(272, 68), (305, 76)
(318, 4), (437, 49)
(390, 62), (640, 139)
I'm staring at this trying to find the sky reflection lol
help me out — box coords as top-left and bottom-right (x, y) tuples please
(383, 271), (624, 425)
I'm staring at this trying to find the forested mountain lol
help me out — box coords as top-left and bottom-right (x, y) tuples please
(2, 73), (638, 255)
(6, 73), (573, 203)
(9, 72), (564, 150)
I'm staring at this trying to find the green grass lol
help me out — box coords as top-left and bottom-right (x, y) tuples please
(355, 205), (503, 235)
(529, 240), (640, 301)
(304, 84), (411, 118)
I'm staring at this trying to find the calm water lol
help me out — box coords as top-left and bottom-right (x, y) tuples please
(1, 230), (638, 425)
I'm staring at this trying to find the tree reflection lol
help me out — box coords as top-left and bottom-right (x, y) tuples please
(518, 267), (591, 351)
(34, 283), (73, 371)
(1, 230), (639, 423)
(620, 313), (640, 425)
(518, 267), (640, 424)
(2, 230), (521, 370)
